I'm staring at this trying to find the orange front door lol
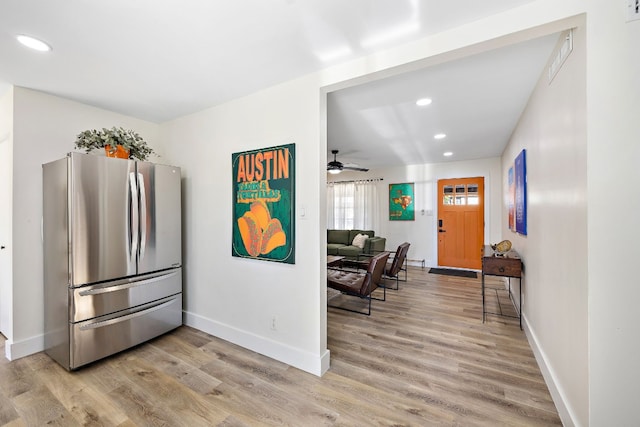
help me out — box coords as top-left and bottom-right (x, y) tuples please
(437, 177), (484, 270)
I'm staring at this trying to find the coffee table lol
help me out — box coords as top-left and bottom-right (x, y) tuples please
(327, 255), (345, 267)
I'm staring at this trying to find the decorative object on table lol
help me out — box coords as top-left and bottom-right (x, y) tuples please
(490, 239), (512, 255)
(74, 127), (156, 161)
(389, 182), (415, 220)
(232, 143), (295, 264)
(514, 149), (527, 235)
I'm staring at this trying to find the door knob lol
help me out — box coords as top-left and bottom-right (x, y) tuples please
(0, 246), (5, 249)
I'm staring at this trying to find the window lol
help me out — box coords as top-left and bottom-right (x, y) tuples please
(442, 183), (479, 205)
(443, 185), (454, 205)
(467, 184), (479, 205)
(455, 184), (466, 205)
(327, 181), (379, 230)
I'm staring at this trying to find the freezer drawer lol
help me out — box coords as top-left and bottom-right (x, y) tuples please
(72, 269), (181, 322)
(70, 293), (182, 369)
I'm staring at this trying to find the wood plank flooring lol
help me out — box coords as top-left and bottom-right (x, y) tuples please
(0, 267), (560, 426)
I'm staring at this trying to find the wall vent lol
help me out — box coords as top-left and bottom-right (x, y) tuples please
(548, 30), (573, 84)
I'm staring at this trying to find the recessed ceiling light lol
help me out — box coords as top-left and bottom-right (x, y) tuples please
(443, 151), (453, 157)
(416, 98), (432, 107)
(16, 34), (52, 52)
(434, 133), (447, 140)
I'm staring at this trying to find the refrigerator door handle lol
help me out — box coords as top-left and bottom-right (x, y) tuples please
(129, 172), (139, 264)
(138, 172), (147, 261)
(78, 299), (175, 331)
(78, 270), (179, 296)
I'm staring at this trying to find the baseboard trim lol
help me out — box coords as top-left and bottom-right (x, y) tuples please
(523, 314), (578, 427)
(4, 333), (44, 361)
(184, 311), (330, 377)
(407, 259), (426, 268)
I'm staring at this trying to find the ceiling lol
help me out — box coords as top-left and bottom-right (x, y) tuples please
(327, 33), (559, 169)
(0, 0), (556, 168)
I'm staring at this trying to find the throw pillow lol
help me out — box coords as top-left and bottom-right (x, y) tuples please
(352, 233), (368, 249)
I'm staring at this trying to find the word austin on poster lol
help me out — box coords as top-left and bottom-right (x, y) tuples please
(232, 143), (295, 264)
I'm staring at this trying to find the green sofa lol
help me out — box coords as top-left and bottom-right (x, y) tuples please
(327, 229), (386, 260)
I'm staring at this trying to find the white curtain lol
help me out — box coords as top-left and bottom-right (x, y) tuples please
(327, 181), (379, 231)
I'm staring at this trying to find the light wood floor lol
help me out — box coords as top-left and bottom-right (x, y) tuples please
(0, 267), (560, 426)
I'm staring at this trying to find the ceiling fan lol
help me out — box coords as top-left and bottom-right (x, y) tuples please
(327, 150), (369, 174)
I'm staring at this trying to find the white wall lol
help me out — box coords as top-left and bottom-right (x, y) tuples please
(5, 87), (159, 359)
(503, 26), (588, 426)
(328, 157), (502, 268)
(159, 74), (330, 375)
(0, 87), (13, 344)
(586, 1), (640, 425)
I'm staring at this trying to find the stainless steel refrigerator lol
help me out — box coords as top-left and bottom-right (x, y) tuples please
(43, 152), (182, 370)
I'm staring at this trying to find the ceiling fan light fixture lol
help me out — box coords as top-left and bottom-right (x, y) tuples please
(327, 149), (369, 173)
(443, 151), (453, 157)
(434, 133), (447, 140)
(16, 34), (52, 52)
(416, 98), (432, 106)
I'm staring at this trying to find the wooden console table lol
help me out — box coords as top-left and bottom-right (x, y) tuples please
(481, 245), (523, 329)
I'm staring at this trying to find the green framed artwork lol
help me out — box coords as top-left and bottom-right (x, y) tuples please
(232, 143), (295, 264)
(389, 182), (415, 221)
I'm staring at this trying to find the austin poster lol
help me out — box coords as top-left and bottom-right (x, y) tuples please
(232, 143), (295, 264)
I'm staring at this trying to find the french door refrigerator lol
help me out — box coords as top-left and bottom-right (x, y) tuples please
(43, 152), (182, 370)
